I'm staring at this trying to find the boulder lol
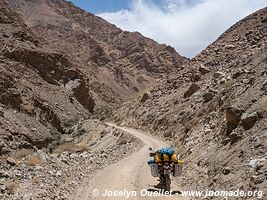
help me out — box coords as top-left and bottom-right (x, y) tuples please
(191, 73), (201, 82)
(232, 71), (242, 79)
(203, 92), (214, 102)
(229, 131), (242, 144)
(222, 167), (231, 175)
(226, 44), (235, 49)
(213, 71), (225, 79)
(250, 175), (264, 185)
(140, 92), (150, 103)
(208, 88), (218, 93)
(241, 112), (258, 130)
(242, 79), (250, 84)
(0, 185), (6, 194)
(222, 137), (231, 145)
(184, 83), (201, 98)
(220, 78), (226, 84)
(7, 157), (17, 166)
(72, 78), (95, 112)
(199, 64), (210, 75)
(0, 171), (9, 178)
(204, 128), (212, 134)
(225, 107), (244, 134)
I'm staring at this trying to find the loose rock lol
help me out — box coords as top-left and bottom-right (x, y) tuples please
(140, 92), (150, 103)
(199, 64), (210, 75)
(241, 112), (258, 130)
(203, 92), (214, 102)
(184, 83), (201, 98)
(6, 157), (16, 166)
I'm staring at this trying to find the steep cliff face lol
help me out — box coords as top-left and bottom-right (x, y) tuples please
(114, 7), (267, 197)
(6, 0), (187, 110)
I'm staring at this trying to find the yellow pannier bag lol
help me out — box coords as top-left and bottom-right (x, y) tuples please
(155, 152), (162, 163)
(178, 160), (185, 165)
(171, 153), (178, 163)
(163, 154), (170, 162)
(155, 151), (181, 163)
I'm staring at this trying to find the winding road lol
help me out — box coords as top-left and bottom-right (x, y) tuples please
(73, 124), (187, 200)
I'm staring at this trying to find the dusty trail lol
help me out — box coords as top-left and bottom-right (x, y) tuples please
(73, 124), (187, 200)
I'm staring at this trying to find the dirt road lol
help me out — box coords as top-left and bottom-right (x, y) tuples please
(72, 124), (187, 200)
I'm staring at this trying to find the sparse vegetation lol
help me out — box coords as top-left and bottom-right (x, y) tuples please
(13, 148), (34, 160)
(11, 148), (43, 166)
(32, 176), (42, 185)
(117, 133), (131, 145)
(92, 109), (113, 121)
(62, 117), (80, 129)
(0, 154), (8, 164)
(6, 182), (17, 195)
(53, 142), (90, 154)
(25, 155), (43, 166)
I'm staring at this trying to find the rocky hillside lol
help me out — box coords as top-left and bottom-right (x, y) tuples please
(114, 7), (267, 199)
(0, 0), (186, 155)
(0, 0), (96, 154)
(0, 3), (143, 196)
(6, 0), (186, 110)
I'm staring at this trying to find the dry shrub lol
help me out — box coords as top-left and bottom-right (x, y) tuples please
(32, 176), (41, 185)
(13, 148), (34, 160)
(12, 148), (43, 166)
(0, 155), (8, 164)
(53, 142), (89, 154)
(6, 182), (17, 195)
(25, 155), (43, 166)
(117, 133), (130, 145)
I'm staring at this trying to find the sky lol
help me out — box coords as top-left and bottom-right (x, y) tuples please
(70, 0), (267, 58)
